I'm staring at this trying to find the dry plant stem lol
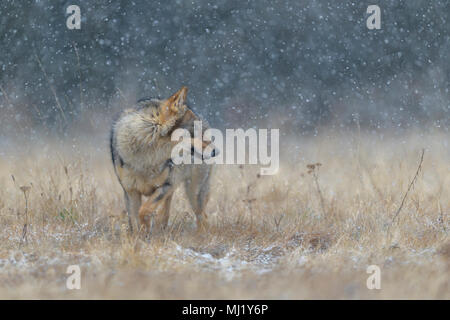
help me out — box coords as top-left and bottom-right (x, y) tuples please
(152, 78), (162, 94)
(391, 148), (425, 225)
(273, 214), (284, 233)
(240, 167), (258, 228)
(312, 171), (326, 217)
(0, 84), (13, 107)
(20, 187), (30, 246)
(116, 87), (128, 104)
(72, 42), (83, 110)
(437, 201), (446, 233)
(35, 54), (67, 124)
(0, 86), (27, 135)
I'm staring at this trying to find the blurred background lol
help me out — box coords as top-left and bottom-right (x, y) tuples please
(0, 0), (448, 139)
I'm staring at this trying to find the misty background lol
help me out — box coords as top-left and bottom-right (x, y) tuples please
(0, 0), (448, 140)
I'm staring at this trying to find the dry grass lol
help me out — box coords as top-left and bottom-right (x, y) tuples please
(0, 130), (448, 299)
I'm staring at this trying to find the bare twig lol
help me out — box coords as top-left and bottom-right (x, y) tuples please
(240, 166), (259, 215)
(19, 186), (31, 246)
(437, 200), (446, 233)
(307, 163), (326, 216)
(35, 54), (67, 124)
(72, 42), (83, 111)
(152, 78), (162, 95)
(273, 214), (285, 233)
(0, 84), (13, 107)
(391, 149), (425, 224)
(116, 87), (127, 103)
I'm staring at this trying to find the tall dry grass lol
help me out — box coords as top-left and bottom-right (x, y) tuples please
(0, 129), (448, 299)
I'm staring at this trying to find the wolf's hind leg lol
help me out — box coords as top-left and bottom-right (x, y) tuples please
(125, 190), (142, 233)
(185, 166), (212, 232)
(194, 184), (210, 232)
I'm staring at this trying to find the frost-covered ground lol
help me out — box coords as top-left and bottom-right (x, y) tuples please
(0, 131), (448, 299)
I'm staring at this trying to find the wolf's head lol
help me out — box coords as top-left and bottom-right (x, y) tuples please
(137, 87), (219, 162)
(136, 86), (188, 129)
(167, 88), (220, 162)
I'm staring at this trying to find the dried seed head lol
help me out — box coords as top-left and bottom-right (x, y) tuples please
(20, 186), (31, 194)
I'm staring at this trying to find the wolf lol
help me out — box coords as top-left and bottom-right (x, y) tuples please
(110, 87), (217, 234)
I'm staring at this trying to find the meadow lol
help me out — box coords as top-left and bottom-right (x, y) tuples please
(0, 129), (448, 299)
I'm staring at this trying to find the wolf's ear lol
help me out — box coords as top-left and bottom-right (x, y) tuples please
(159, 86), (188, 125)
(167, 86), (188, 113)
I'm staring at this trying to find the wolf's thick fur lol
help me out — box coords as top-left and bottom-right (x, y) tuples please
(110, 87), (215, 233)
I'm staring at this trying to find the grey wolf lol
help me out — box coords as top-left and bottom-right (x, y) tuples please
(110, 87), (217, 233)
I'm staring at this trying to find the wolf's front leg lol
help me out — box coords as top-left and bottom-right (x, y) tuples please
(125, 190), (142, 233)
(138, 184), (173, 233)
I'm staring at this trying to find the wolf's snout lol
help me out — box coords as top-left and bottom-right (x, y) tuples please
(189, 139), (219, 160)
